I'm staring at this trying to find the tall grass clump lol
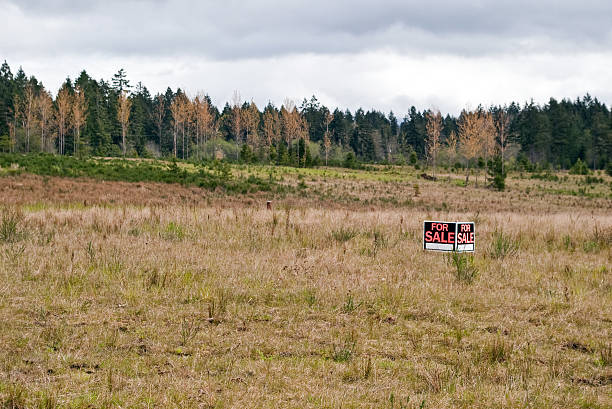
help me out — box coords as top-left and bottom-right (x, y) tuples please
(330, 226), (358, 243)
(446, 251), (479, 283)
(488, 229), (519, 259)
(0, 206), (26, 243)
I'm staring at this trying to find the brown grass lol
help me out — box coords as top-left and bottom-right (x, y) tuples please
(0, 167), (611, 408)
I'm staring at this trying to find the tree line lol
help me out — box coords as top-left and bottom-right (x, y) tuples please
(1, 61), (611, 172)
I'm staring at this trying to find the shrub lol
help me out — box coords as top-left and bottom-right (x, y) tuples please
(487, 156), (506, 191)
(406, 152), (417, 167)
(343, 152), (358, 169)
(0, 153), (274, 194)
(446, 252), (479, 283)
(569, 158), (590, 175)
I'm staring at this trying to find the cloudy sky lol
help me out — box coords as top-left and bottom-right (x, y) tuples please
(1, 0), (611, 115)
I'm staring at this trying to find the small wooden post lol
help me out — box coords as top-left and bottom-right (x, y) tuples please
(266, 201), (272, 211)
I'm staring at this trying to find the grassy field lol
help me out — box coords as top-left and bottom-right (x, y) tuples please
(0, 160), (611, 408)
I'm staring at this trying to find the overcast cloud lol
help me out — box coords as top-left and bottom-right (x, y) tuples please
(1, 0), (611, 115)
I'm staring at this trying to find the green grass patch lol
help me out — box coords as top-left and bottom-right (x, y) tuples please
(0, 153), (274, 194)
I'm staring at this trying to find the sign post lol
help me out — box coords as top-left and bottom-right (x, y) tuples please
(423, 221), (475, 252)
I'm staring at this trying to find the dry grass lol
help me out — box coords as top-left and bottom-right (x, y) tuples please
(0, 166), (611, 408)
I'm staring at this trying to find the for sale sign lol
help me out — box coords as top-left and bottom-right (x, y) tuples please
(423, 221), (475, 252)
(423, 221), (456, 251)
(455, 222), (475, 252)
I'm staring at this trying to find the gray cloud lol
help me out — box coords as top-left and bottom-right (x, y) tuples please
(2, 0), (611, 114)
(3, 0), (612, 60)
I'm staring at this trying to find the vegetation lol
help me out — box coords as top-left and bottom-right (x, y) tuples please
(0, 153), (274, 194)
(0, 161), (610, 407)
(1, 61), (610, 172)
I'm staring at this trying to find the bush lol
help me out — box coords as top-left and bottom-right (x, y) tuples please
(409, 151), (418, 166)
(569, 158), (590, 175)
(343, 152), (358, 169)
(487, 156), (506, 191)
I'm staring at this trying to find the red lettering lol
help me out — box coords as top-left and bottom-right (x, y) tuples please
(433, 232), (441, 242)
(425, 231), (432, 241)
(469, 232), (474, 243)
(448, 232), (454, 243)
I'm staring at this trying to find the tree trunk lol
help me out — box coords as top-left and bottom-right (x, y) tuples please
(159, 125), (162, 154)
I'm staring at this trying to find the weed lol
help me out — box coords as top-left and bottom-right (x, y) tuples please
(332, 331), (357, 363)
(180, 316), (200, 346)
(372, 228), (388, 256)
(162, 221), (185, 241)
(0, 206), (25, 243)
(445, 252), (479, 283)
(597, 343), (612, 367)
(342, 292), (358, 313)
(591, 225), (612, 250)
(0, 382), (27, 409)
(330, 227), (358, 243)
(86, 241), (95, 263)
(207, 288), (228, 324)
(363, 356), (372, 379)
(482, 336), (512, 363)
(488, 229), (519, 259)
(419, 364), (448, 393)
(562, 234), (575, 251)
(303, 288), (317, 307)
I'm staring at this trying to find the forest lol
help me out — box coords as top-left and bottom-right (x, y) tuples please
(1, 61), (611, 171)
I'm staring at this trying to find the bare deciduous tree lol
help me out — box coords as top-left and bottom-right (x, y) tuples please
(36, 90), (53, 152)
(7, 117), (16, 153)
(117, 90), (132, 157)
(193, 93), (213, 159)
(231, 91), (242, 158)
(168, 92), (189, 159)
(262, 108), (281, 149)
(23, 84), (36, 152)
(169, 96), (181, 158)
(56, 88), (71, 155)
(495, 109), (511, 173)
(323, 111), (333, 166)
(9, 95), (20, 153)
(425, 109), (443, 179)
(153, 94), (165, 153)
(244, 101), (261, 150)
(71, 86), (88, 156)
(281, 99), (300, 156)
(458, 110), (481, 186)
(481, 110), (496, 183)
(458, 109), (495, 186)
(445, 130), (458, 180)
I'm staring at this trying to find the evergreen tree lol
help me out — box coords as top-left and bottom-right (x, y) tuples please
(0, 61), (14, 136)
(112, 68), (131, 93)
